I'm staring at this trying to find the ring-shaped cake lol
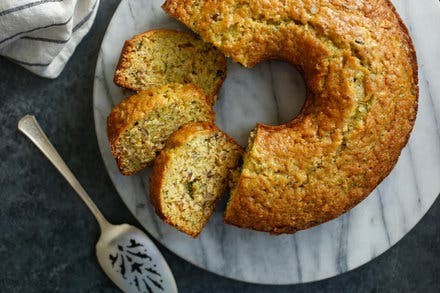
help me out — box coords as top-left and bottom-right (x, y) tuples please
(163, 0), (418, 234)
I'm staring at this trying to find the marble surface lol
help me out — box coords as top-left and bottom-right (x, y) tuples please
(93, 0), (440, 285)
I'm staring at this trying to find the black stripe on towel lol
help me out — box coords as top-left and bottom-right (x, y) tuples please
(0, 0), (63, 17)
(21, 36), (70, 44)
(4, 0), (99, 68)
(73, 0), (99, 32)
(0, 15), (72, 45)
(17, 0), (98, 45)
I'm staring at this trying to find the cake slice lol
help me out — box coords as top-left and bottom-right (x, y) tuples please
(150, 122), (243, 237)
(107, 83), (215, 175)
(114, 29), (227, 103)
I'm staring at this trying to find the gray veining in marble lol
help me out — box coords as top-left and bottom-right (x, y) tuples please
(93, 0), (440, 284)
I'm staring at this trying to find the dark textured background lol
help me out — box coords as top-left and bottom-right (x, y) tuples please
(0, 1), (439, 292)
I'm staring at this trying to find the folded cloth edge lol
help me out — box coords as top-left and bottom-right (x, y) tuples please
(2, 0), (100, 79)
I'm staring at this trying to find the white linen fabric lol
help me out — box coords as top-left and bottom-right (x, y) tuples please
(0, 0), (100, 78)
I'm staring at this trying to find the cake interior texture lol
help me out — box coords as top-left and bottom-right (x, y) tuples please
(151, 123), (242, 237)
(107, 84), (215, 175)
(114, 29), (226, 102)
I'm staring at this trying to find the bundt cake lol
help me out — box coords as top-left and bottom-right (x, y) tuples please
(163, 0), (418, 234)
(114, 29), (227, 103)
(150, 122), (243, 237)
(107, 83), (215, 175)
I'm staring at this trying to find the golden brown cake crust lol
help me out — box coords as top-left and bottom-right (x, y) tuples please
(113, 29), (227, 102)
(107, 83), (215, 175)
(150, 122), (242, 237)
(149, 147), (175, 231)
(163, 0), (419, 234)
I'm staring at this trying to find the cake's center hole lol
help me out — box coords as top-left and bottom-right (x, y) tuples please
(215, 60), (306, 145)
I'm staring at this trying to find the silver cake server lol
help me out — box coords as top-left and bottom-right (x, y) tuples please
(18, 115), (177, 293)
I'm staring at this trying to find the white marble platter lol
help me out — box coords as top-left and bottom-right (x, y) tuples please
(93, 0), (440, 284)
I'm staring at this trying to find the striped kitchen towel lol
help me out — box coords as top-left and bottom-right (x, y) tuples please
(0, 0), (100, 78)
